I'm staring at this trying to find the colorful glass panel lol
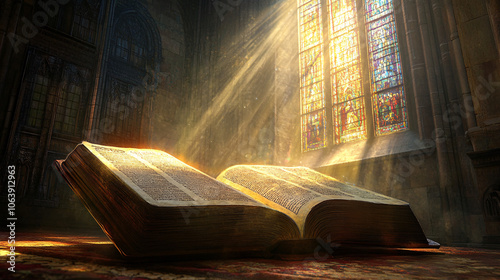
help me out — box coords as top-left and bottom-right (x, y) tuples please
(301, 82), (325, 114)
(328, 0), (367, 143)
(299, 2), (322, 51)
(365, 0), (407, 135)
(373, 87), (407, 135)
(302, 110), (327, 151)
(300, 45), (324, 87)
(298, 0), (327, 151)
(298, 0), (314, 6)
(365, 0), (392, 22)
(333, 97), (366, 143)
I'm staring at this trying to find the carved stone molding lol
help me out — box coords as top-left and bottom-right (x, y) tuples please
(468, 148), (500, 168)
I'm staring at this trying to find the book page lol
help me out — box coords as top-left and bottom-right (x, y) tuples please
(221, 166), (321, 215)
(263, 166), (405, 204)
(84, 143), (261, 207)
(217, 166), (326, 230)
(128, 150), (257, 203)
(217, 165), (407, 234)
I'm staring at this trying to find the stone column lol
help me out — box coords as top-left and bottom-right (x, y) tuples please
(487, 0), (500, 58)
(400, 0), (434, 140)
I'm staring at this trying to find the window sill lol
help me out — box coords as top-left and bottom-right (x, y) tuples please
(298, 130), (434, 168)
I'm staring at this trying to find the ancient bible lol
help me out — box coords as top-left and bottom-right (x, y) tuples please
(55, 142), (438, 258)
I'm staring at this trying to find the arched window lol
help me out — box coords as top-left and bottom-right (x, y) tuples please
(44, 0), (100, 44)
(25, 53), (91, 136)
(53, 83), (83, 134)
(298, 0), (407, 152)
(113, 17), (148, 68)
(53, 67), (90, 136)
(27, 59), (53, 129)
(71, 0), (101, 44)
(99, 12), (159, 147)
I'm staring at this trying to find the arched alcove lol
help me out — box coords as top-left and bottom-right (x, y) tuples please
(96, 3), (162, 147)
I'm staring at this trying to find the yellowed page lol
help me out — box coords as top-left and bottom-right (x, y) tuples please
(217, 165), (407, 236)
(217, 165), (325, 234)
(256, 166), (406, 205)
(82, 142), (263, 208)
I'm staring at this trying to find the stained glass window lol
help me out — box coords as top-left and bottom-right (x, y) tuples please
(298, 0), (407, 152)
(298, 0), (327, 152)
(365, 0), (407, 135)
(328, 0), (367, 143)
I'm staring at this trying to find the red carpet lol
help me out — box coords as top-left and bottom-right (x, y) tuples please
(1, 230), (500, 279)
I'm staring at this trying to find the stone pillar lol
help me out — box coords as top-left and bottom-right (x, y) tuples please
(400, 0), (433, 140)
(487, 0), (500, 58)
(444, 0), (478, 131)
(415, 0), (466, 243)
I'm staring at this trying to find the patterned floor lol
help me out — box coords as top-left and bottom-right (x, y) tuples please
(1, 231), (500, 279)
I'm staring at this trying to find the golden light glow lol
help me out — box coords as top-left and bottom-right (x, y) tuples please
(0, 249), (14, 256)
(174, 1), (298, 171)
(63, 266), (91, 272)
(0, 236), (112, 255)
(0, 240), (73, 257)
(2, 241), (75, 247)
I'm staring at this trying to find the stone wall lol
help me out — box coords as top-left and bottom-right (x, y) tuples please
(454, 0), (500, 244)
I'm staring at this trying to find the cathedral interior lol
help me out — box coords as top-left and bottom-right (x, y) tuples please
(1, 0), (500, 278)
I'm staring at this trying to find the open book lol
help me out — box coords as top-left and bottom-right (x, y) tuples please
(55, 142), (438, 257)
